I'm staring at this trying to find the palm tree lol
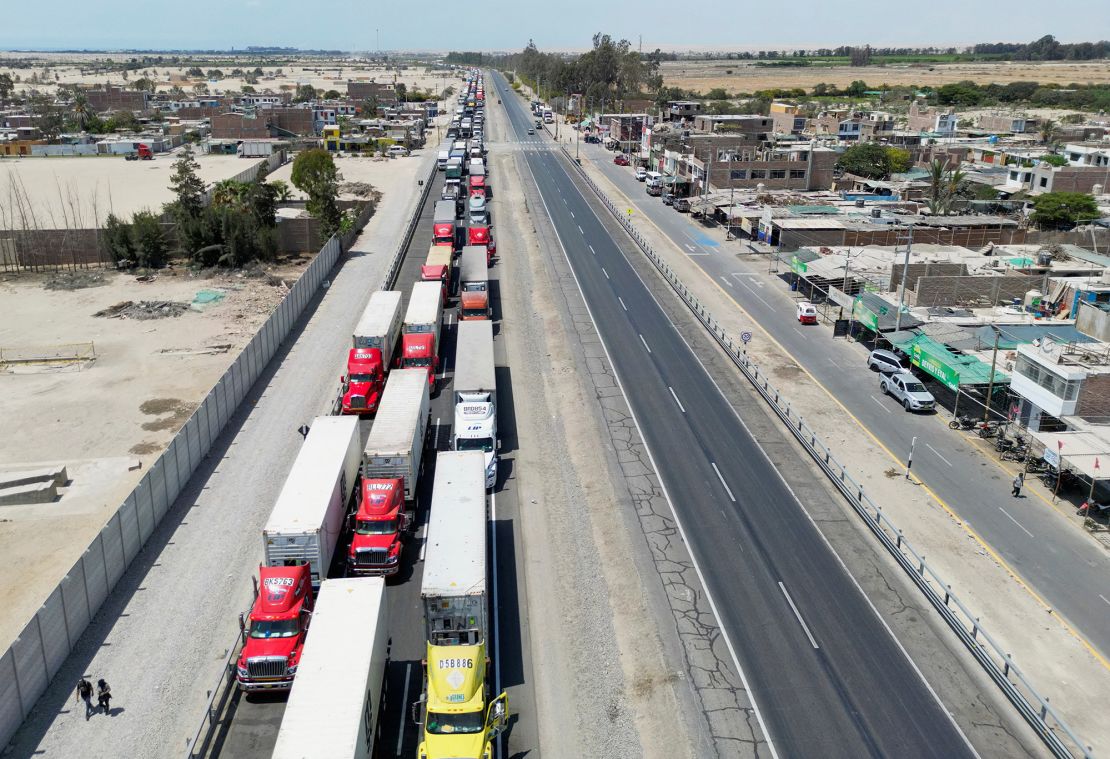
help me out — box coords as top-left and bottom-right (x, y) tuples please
(269, 180), (294, 202)
(1038, 119), (1059, 148)
(71, 92), (91, 130)
(925, 159), (965, 216)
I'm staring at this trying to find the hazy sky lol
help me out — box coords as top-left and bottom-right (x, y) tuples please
(3, 0), (1108, 52)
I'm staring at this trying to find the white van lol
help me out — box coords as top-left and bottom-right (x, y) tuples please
(645, 171), (663, 196)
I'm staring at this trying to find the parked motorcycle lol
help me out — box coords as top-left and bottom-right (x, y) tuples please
(949, 415), (977, 431)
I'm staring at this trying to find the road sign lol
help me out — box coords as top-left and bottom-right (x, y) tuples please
(740, 331), (752, 344)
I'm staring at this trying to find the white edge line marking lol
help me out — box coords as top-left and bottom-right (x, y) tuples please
(792, 327), (806, 338)
(541, 146), (980, 756)
(925, 443), (952, 467)
(668, 386), (686, 413)
(720, 276), (734, 288)
(569, 210), (575, 218)
(711, 462), (736, 502)
(638, 334), (651, 353)
(870, 394), (892, 413)
(396, 662), (412, 756)
(522, 154), (779, 759)
(490, 491), (502, 755)
(1100, 594), (1110, 607)
(618, 296), (628, 311)
(778, 582), (820, 649)
(999, 507), (1035, 539)
(578, 224), (584, 235)
(602, 267), (610, 280)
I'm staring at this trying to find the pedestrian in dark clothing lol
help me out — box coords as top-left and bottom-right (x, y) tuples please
(1012, 472), (1024, 497)
(96, 679), (111, 715)
(75, 678), (93, 719)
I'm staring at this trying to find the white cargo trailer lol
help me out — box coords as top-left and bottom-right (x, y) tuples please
(271, 578), (389, 759)
(421, 451), (488, 646)
(353, 290), (403, 362)
(404, 281), (444, 344)
(453, 321), (498, 489)
(362, 368), (430, 502)
(263, 416), (360, 587)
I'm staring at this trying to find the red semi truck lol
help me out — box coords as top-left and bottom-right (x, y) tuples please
(422, 245), (453, 304)
(466, 226), (495, 264)
(235, 564), (314, 691)
(339, 291), (403, 415)
(402, 281), (443, 389)
(347, 477), (411, 577)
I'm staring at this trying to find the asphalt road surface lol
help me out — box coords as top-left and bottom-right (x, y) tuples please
(494, 71), (978, 758)
(203, 160), (537, 759)
(580, 136), (1110, 662)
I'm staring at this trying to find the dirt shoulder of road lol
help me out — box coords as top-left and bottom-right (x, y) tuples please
(573, 147), (1110, 753)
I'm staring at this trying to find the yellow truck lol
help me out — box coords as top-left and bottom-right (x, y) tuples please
(416, 643), (507, 759)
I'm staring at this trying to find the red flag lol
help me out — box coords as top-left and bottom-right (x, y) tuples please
(1058, 440), (1064, 451)
(1096, 457), (1101, 471)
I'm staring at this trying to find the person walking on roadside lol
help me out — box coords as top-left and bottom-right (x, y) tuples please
(1012, 472), (1024, 497)
(96, 679), (112, 715)
(75, 677), (94, 719)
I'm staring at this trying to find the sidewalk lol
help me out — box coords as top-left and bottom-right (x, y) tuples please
(6, 146), (437, 759)
(570, 135), (1110, 753)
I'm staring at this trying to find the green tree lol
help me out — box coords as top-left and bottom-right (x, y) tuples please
(395, 82), (408, 101)
(1039, 153), (1068, 167)
(0, 73), (14, 102)
(844, 80), (868, 98)
(269, 179), (294, 202)
(323, 89), (341, 100)
(836, 142), (891, 178)
(130, 210), (170, 268)
(291, 148), (342, 238)
(103, 213), (135, 264)
(1038, 119), (1059, 146)
(71, 92), (92, 130)
(885, 147), (913, 173)
(293, 83), (317, 102)
(169, 146), (207, 221)
(185, 66), (203, 77)
(132, 77), (155, 93)
(1030, 192), (1099, 228)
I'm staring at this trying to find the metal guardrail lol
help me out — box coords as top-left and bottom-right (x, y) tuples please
(557, 144), (1093, 759)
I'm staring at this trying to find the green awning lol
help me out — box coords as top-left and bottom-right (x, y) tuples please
(888, 333), (1009, 390)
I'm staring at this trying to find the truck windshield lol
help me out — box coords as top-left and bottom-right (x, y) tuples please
(426, 710), (485, 735)
(356, 518), (399, 535)
(349, 373), (377, 383)
(249, 618), (299, 639)
(456, 437), (493, 453)
(462, 282), (486, 292)
(904, 382), (927, 393)
(405, 357), (432, 368)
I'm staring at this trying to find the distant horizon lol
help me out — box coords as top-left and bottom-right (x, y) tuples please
(1, 0), (1106, 54)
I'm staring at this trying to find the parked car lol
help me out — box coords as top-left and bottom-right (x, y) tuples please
(879, 371), (936, 412)
(614, 154), (631, 166)
(661, 192), (675, 206)
(673, 197), (691, 213)
(796, 301), (817, 324)
(386, 146), (409, 157)
(634, 167), (647, 181)
(867, 349), (905, 374)
(527, 128), (535, 135)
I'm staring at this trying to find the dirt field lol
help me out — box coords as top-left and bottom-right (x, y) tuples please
(662, 59), (1110, 94)
(0, 153), (265, 229)
(0, 264), (304, 646)
(0, 55), (459, 100)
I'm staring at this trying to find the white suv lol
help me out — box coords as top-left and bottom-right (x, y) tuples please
(634, 167), (648, 181)
(880, 371), (935, 412)
(386, 145), (409, 157)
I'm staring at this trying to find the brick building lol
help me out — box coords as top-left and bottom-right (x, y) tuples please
(907, 101), (958, 136)
(346, 81), (398, 104)
(1028, 164), (1110, 194)
(83, 86), (148, 113)
(977, 112), (1040, 134)
(770, 102), (807, 135)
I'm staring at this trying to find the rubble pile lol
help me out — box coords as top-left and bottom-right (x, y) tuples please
(94, 300), (190, 320)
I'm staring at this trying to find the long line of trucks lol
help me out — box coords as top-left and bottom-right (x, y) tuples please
(232, 68), (509, 758)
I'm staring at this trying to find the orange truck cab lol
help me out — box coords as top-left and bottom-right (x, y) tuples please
(236, 564), (313, 692)
(466, 226), (495, 264)
(347, 478), (411, 576)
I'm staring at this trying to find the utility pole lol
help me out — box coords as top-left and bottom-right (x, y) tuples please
(893, 224), (914, 333)
(983, 325), (1002, 424)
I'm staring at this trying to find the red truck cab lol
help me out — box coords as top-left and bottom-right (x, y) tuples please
(402, 333), (438, 388)
(467, 226), (495, 264)
(235, 564), (313, 692)
(433, 221), (455, 249)
(347, 478), (410, 576)
(339, 347), (385, 414)
(468, 174), (486, 195)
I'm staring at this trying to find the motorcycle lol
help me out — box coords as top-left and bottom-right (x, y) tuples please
(1024, 457), (1050, 474)
(977, 420), (1002, 439)
(949, 415), (977, 431)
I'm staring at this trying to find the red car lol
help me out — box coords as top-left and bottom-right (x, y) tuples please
(614, 154), (631, 166)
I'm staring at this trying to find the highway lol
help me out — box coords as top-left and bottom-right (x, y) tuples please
(494, 71), (978, 757)
(202, 153), (537, 759)
(577, 135), (1110, 662)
